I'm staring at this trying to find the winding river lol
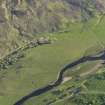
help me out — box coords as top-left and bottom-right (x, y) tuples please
(14, 50), (105, 105)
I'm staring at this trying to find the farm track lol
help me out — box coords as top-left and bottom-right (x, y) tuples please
(80, 62), (103, 77)
(14, 50), (105, 105)
(81, 91), (105, 95)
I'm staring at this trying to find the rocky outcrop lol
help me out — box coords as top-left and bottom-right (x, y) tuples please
(0, 37), (52, 70)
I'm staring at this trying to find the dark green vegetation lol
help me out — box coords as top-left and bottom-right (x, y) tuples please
(0, 0), (105, 105)
(70, 70), (105, 105)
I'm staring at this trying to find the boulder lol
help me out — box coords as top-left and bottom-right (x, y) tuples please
(37, 37), (51, 45)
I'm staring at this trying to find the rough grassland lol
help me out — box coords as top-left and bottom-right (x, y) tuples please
(0, 18), (105, 105)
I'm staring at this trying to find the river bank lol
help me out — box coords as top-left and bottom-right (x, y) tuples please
(14, 50), (105, 105)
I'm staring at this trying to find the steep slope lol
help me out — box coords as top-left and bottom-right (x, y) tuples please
(0, 0), (105, 58)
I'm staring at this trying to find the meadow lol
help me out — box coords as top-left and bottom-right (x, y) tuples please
(0, 17), (105, 105)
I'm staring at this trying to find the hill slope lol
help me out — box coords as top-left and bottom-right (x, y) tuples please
(0, 0), (105, 57)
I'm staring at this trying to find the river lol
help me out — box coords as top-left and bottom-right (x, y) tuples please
(14, 50), (105, 105)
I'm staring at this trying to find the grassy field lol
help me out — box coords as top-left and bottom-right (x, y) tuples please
(83, 68), (105, 92)
(0, 17), (105, 105)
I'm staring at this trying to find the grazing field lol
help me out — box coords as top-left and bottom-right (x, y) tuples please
(0, 18), (105, 105)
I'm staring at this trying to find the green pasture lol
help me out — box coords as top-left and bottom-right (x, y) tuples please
(0, 17), (105, 105)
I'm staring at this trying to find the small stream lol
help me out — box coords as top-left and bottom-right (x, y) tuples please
(14, 50), (105, 105)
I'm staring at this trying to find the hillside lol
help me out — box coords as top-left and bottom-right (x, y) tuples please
(0, 0), (105, 58)
(0, 1), (105, 105)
